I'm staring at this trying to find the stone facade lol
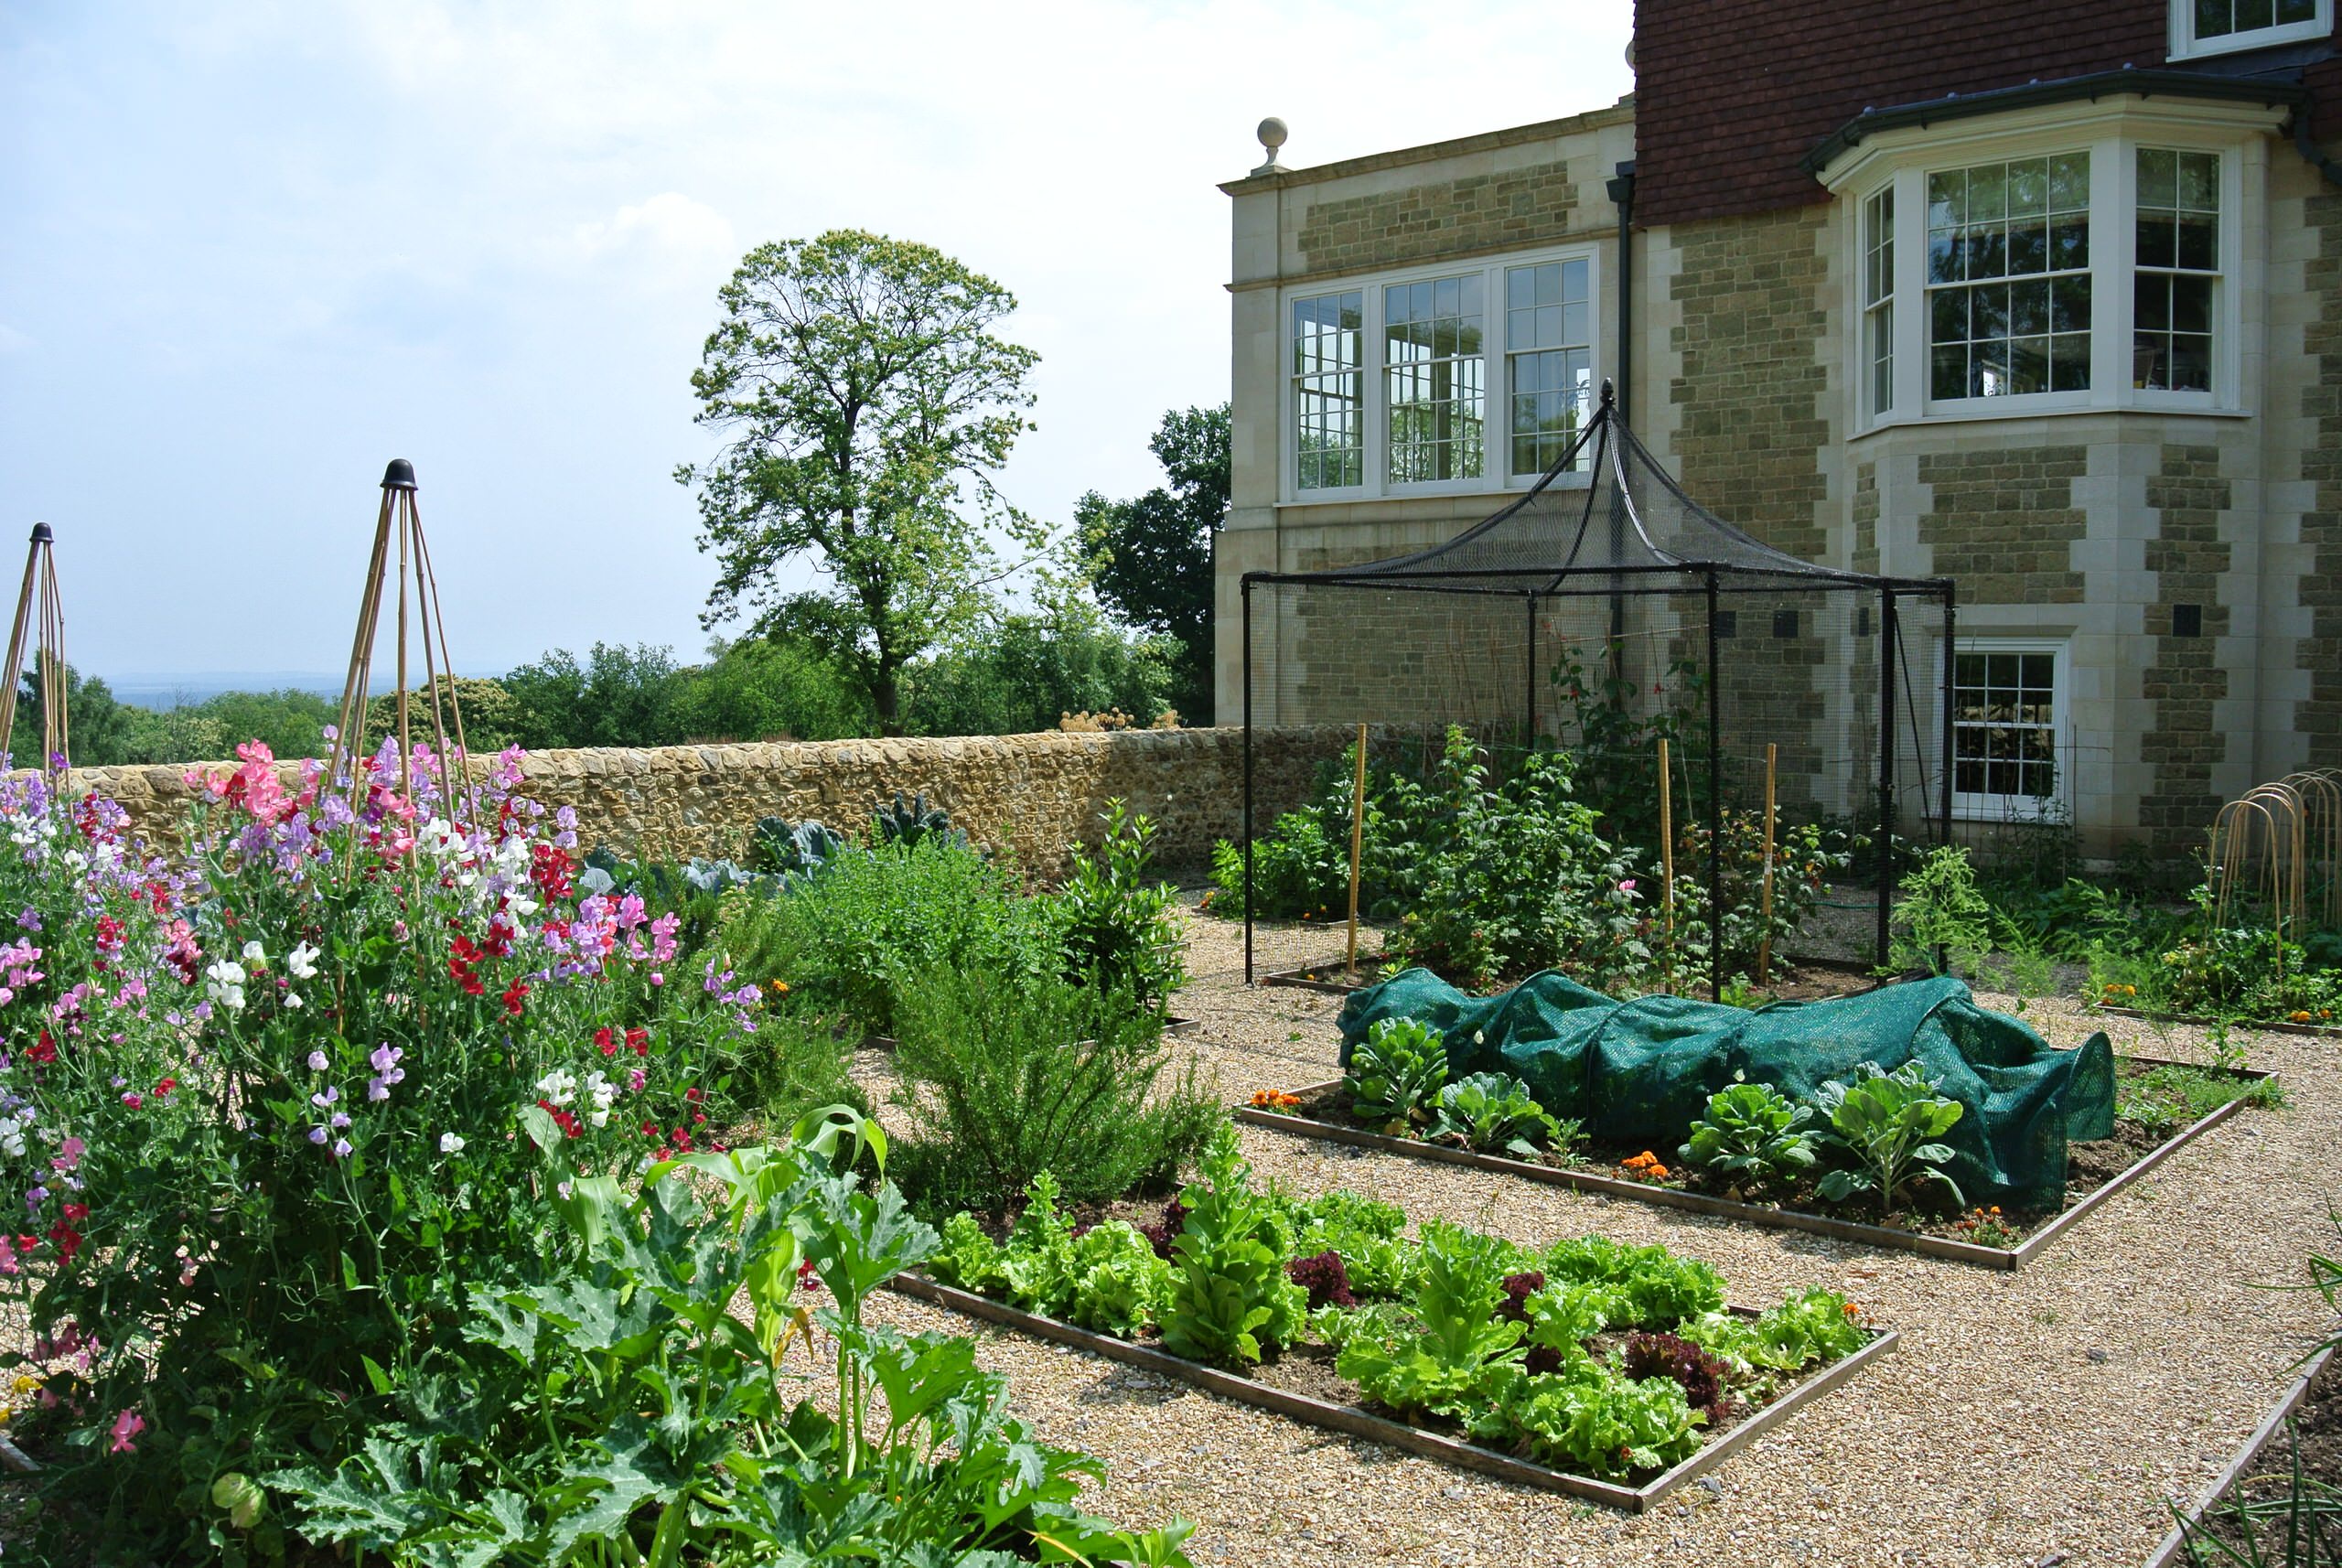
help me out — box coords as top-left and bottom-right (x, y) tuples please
(1915, 447), (2090, 607)
(67, 726), (1352, 882)
(2304, 181), (2342, 767)
(2138, 445), (2234, 847)
(1664, 209), (1833, 564)
(1296, 160), (1578, 277)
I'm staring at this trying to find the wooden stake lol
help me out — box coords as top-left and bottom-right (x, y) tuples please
(0, 527), (70, 771)
(1346, 722), (1368, 978)
(1756, 742), (1778, 984)
(0, 534), (40, 764)
(1659, 736), (1675, 991)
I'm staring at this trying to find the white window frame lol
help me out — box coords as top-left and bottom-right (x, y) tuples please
(1278, 243), (1601, 504)
(1840, 106), (2254, 433)
(2169, 0), (2332, 60)
(1946, 638), (2072, 822)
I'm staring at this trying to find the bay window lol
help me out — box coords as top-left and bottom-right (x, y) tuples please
(1842, 116), (2251, 427)
(1285, 247), (1595, 499)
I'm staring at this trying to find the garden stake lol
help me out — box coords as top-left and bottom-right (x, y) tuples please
(1346, 721), (1367, 978)
(0, 523), (69, 771)
(327, 461), (470, 879)
(1756, 742), (1778, 984)
(1658, 736), (1675, 992)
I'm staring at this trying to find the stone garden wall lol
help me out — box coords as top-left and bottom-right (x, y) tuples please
(67, 725), (1355, 882)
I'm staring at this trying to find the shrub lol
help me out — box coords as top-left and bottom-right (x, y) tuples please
(1055, 799), (1187, 1009)
(733, 837), (1058, 1037)
(886, 964), (1221, 1217)
(713, 1004), (867, 1129)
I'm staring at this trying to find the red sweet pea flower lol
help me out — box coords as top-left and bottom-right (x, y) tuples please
(626, 1027), (649, 1057)
(501, 980), (529, 1018)
(154, 1078), (177, 1098)
(595, 1026), (617, 1057)
(27, 1031), (57, 1065)
(48, 1220), (82, 1266)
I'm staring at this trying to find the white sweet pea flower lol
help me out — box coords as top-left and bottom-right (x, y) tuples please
(534, 1068), (577, 1107)
(583, 1070), (616, 1127)
(204, 959), (248, 1012)
(286, 941), (320, 980)
(438, 1132), (466, 1155)
(284, 992), (304, 1010)
(241, 940), (267, 968)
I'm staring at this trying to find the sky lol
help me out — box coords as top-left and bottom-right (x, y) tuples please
(0, 1), (1634, 683)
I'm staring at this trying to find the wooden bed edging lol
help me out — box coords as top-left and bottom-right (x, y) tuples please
(2096, 1004), (2342, 1040)
(886, 1273), (1898, 1513)
(2137, 1341), (2337, 1568)
(1235, 1055), (2271, 1272)
(1257, 958), (1390, 994)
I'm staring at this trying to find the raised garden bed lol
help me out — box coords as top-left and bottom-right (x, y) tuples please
(2096, 1003), (2342, 1041)
(1238, 1054), (2276, 1271)
(887, 1272), (1897, 1512)
(1258, 958), (1390, 993)
(2142, 1342), (2339, 1566)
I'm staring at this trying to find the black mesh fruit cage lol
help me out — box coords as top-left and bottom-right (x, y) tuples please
(1240, 383), (1958, 993)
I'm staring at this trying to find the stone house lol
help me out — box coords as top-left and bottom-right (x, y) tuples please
(1216, 0), (2342, 859)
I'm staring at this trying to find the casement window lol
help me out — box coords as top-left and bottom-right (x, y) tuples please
(1848, 129), (2243, 426)
(1925, 154), (2093, 399)
(2133, 147), (2219, 392)
(1291, 290), (1365, 491)
(2170, 0), (2333, 59)
(1950, 641), (2068, 819)
(1284, 247), (1595, 499)
(1864, 188), (1895, 417)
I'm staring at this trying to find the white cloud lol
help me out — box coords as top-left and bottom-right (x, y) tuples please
(575, 192), (736, 277)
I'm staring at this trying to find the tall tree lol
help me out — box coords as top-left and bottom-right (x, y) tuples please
(1074, 403), (1229, 723)
(678, 231), (1041, 735)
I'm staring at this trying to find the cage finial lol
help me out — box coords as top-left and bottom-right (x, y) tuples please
(381, 458), (418, 491)
(1598, 377), (1617, 410)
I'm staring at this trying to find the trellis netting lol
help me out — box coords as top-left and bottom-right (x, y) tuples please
(1241, 385), (1956, 988)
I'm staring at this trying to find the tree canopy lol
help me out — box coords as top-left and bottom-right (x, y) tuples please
(1075, 403), (1228, 723)
(677, 230), (1042, 735)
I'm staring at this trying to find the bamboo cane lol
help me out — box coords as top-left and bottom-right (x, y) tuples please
(1756, 743), (1778, 984)
(1346, 722), (1368, 978)
(1659, 736), (1675, 990)
(0, 530), (41, 766)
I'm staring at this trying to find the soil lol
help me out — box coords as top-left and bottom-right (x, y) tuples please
(2186, 1352), (2342, 1556)
(1269, 1060), (2267, 1250)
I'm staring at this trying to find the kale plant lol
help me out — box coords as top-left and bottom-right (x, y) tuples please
(1345, 1016), (1449, 1133)
(1813, 1060), (1966, 1218)
(1429, 1071), (1562, 1158)
(1678, 1076), (1818, 1187)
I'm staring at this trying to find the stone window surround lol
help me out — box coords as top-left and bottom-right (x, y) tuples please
(1821, 95), (2286, 438)
(1945, 634), (2076, 822)
(1277, 241), (1602, 506)
(2166, 0), (2333, 61)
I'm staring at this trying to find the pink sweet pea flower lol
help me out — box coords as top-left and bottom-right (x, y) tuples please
(109, 1409), (145, 1454)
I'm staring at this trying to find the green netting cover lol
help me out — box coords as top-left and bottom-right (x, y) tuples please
(1336, 970), (2115, 1208)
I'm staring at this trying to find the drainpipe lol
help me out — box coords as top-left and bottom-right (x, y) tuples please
(1605, 161), (1638, 424)
(1603, 162), (1638, 660)
(2294, 106), (2342, 189)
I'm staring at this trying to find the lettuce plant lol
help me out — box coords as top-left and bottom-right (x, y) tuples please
(1335, 1220), (1526, 1421)
(1472, 1361), (1703, 1477)
(1679, 1077), (1818, 1187)
(1813, 1060), (1966, 1218)
(1345, 1016), (1448, 1132)
(1429, 1071), (1562, 1157)
(1157, 1127), (1306, 1368)
(1542, 1235), (1726, 1327)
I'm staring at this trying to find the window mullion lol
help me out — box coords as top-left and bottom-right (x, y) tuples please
(1894, 166), (1926, 415)
(2091, 134), (2126, 410)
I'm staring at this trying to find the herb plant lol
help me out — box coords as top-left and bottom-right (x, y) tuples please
(1055, 798), (1187, 1008)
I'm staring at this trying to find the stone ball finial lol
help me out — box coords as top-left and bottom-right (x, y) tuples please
(1252, 117), (1288, 176)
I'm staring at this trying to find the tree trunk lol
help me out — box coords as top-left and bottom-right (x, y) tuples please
(872, 662), (904, 737)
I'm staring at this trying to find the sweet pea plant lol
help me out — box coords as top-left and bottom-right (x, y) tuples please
(0, 737), (1189, 1562)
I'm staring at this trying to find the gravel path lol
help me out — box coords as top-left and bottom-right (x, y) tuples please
(869, 915), (2342, 1568)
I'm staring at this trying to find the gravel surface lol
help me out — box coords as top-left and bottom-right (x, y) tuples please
(865, 914), (2342, 1568)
